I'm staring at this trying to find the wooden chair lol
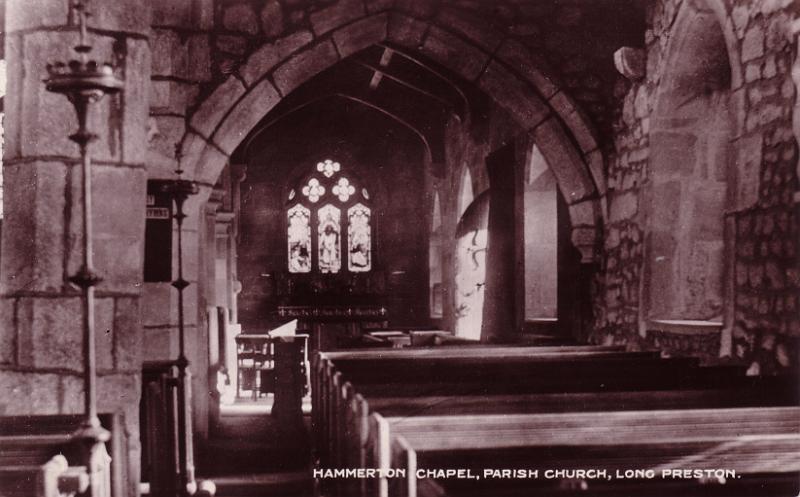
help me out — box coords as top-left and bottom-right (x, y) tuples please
(235, 335), (274, 400)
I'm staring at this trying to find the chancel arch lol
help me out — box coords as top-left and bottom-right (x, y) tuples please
(179, 11), (604, 260)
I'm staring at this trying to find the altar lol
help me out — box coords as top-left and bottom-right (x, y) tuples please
(277, 304), (388, 352)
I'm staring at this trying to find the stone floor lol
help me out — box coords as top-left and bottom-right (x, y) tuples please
(197, 407), (313, 496)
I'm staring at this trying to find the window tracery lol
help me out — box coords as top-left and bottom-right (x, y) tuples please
(286, 159), (372, 273)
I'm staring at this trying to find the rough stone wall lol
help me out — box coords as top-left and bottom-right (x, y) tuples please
(594, 0), (800, 372)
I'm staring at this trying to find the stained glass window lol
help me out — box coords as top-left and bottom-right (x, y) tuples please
(287, 204), (311, 273)
(317, 204), (341, 273)
(348, 204), (371, 272)
(288, 159), (373, 273)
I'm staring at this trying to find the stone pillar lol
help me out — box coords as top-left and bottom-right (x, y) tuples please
(215, 213), (235, 306)
(481, 142), (523, 343)
(229, 163), (247, 324)
(202, 189), (222, 433)
(0, 1), (151, 496)
(184, 194), (209, 445)
(204, 189), (222, 308)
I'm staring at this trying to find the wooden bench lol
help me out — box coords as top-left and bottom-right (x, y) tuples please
(313, 346), (727, 494)
(313, 345), (630, 415)
(0, 452), (88, 497)
(372, 406), (800, 497)
(141, 361), (181, 497)
(313, 345), (798, 497)
(315, 349), (723, 461)
(0, 414), (123, 497)
(314, 347), (664, 462)
(331, 375), (795, 497)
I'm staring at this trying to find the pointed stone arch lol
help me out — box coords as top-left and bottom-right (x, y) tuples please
(178, 8), (605, 260)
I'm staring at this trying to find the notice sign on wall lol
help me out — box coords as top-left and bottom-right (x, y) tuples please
(146, 201), (170, 220)
(144, 186), (173, 282)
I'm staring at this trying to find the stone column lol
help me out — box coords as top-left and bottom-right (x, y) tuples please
(481, 142), (523, 343)
(202, 189), (222, 433)
(0, 1), (151, 496)
(183, 193), (209, 445)
(229, 163), (247, 324)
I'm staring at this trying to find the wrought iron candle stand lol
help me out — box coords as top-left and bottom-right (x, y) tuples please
(44, 1), (123, 496)
(154, 159), (200, 496)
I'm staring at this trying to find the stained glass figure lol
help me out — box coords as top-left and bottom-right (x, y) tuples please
(332, 177), (355, 202)
(287, 204), (311, 273)
(302, 177), (325, 202)
(317, 204), (341, 273)
(347, 204), (371, 272)
(316, 159), (340, 178)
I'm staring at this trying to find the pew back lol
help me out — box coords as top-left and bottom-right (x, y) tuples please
(0, 414), (124, 497)
(378, 407), (800, 497)
(0, 414), (122, 497)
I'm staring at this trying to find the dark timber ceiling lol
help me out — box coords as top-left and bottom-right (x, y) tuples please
(235, 43), (487, 165)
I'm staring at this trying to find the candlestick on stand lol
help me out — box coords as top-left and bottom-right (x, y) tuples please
(44, 1), (123, 496)
(154, 147), (200, 496)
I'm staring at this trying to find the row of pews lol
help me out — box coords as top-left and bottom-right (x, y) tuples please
(312, 344), (800, 497)
(0, 414), (123, 497)
(0, 361), (196, 497)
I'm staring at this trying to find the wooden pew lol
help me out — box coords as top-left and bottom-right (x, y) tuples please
(373, 406), (800, 497)
(0, 414), (123, 497)
(0, 453), (88, 497)
(313, 347), (655, 464)
(141, 361), (180, 497)
(334, 374), (795, 497)
(313, 344), (629, 417)
(313, 346), (737, 495)
(315, 349), (713, 462)
(362, 375), (799, 417)
(318, 344), (626, 361)
(313, 345), (800, 497)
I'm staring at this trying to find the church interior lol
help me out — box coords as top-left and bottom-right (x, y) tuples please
(1, 0), (800, 496)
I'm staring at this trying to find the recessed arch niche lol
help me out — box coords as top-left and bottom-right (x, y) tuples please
(645, 1), (733, 323)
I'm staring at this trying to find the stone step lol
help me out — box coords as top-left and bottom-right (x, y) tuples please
(210, 472), (313, 497)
